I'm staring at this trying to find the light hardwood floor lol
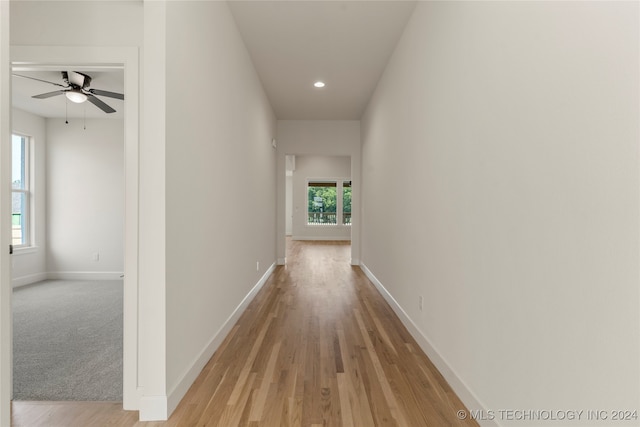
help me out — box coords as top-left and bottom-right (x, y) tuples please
(13, 240), (478, 427)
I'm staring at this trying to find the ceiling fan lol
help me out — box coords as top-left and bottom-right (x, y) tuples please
(13, 71), (124, 114)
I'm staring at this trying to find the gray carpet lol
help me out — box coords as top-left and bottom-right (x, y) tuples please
(12, 280), (123, 401)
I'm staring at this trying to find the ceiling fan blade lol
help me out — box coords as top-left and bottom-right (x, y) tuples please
(88, 89), (124, 100)
(13, 74), (67, 88)
(86, 93), (116, 114)
(68, 71), (87, 88)
(32, 90), (66, 99)
(78, 72), (92, 89)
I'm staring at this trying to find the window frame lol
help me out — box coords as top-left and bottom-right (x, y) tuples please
(11, 133), (32, 249)
(342, 180), (352, 225)
(306, 177), (351, 227)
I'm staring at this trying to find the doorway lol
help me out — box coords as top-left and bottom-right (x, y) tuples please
(3, 46), (140, 412)
(284, 154), (352, 262)
(11, 68), (125, 398)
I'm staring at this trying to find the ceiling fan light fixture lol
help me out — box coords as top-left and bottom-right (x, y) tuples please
(65, 90), (87, 104)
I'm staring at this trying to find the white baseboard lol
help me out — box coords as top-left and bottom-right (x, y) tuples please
(12, 271), (123, 287)
(166, 262), (277, 418)
(46, 271), (124, 281)
(11, 272), (47, 288)
(350, 258), (360, 266)
(139, 395), (168, 421)
(360, 263), (498, 427)
(292, 236), (351, 241)
(277, 257), (286, 265)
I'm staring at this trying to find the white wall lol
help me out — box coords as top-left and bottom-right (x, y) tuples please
(276, 120), (361, 263)
(163, 1), (277, 417)
(46, 118), (124, 278)
(10, 1), (143, 47)
(139, 2), (167, 418)
(285, 155), (294, 235)
(11, 108), (46, 287)
(285, 174), (293, 235)
(292, 155), (351, 240)
(361, 2), (639, 426)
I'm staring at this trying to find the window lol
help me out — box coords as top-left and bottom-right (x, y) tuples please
(308, 182), (337, 225)
(307, 180), (351, 226)
(343, 181), (351, 225)
(12, 134), (31, 247)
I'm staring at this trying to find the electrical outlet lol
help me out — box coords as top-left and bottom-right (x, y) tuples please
(256, 261), (260, 271)
(419, 296), (424, 311)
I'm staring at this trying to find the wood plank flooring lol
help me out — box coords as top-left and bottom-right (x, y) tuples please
(11, 401), (139, 426)
(12, 240), (478, 427)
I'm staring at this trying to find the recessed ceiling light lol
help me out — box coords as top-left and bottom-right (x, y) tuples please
(314, 81), (325, 88)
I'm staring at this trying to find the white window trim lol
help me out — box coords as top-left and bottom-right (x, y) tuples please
(11, 133), (32, 249)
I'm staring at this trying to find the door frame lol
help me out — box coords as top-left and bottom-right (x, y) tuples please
(6, 45), (140, 410)
(0, 3), (11, 425)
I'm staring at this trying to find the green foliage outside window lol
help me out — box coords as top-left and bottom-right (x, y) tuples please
(307, 182), (351, 225)
(308, 186), (337, 213)
(343, 187), (351, 214)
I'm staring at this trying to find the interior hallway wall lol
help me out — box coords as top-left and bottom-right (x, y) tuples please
(361, 2), (639, 425)
(10, 1), (142, 47)
(164, 0), (277, 416)
(285, 174), (293, 235)
(285, 155), (294, 236)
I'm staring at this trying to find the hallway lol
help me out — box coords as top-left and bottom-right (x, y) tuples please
(4, 2), (639, 424)
(12, 240), (477, 426)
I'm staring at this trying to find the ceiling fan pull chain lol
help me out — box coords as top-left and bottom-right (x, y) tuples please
(83, 104), (86, 130)
(65, 98), (68, 125)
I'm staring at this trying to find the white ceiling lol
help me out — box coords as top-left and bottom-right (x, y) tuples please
(11, 1), (416, 122)
(12, 68), (125, 120)
(228, 1), (417, 120)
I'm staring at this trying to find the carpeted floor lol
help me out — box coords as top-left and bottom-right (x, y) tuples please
(12, 280), (123, 401)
